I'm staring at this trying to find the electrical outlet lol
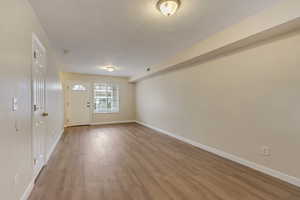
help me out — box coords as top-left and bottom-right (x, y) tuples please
(261, 146), (271, 156)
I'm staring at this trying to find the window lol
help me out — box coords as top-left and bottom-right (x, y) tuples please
(94, 83), (119, 113)
(72, 84), (86, 91)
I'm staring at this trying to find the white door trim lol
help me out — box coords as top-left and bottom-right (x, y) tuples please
(31, 33), (47, 178)
(65, 80), (92, 127)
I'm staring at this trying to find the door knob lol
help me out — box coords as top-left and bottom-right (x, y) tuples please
(42, 112), (49, 117)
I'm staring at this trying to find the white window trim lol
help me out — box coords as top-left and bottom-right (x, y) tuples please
(93, 82), (120, 114)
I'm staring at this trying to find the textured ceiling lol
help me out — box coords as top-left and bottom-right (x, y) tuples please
(29, 0), (282, 77)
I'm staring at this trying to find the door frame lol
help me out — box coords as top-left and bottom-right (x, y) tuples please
(31, 33), (47, 176)
(65, 80), (92, 127)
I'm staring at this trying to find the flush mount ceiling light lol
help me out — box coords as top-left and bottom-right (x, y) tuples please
(99, 65), (119, 72)
(157, 0), (180, 16)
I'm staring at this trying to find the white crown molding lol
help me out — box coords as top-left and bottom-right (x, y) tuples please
(130, 0), (300, 82)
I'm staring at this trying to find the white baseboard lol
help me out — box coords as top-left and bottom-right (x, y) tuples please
(135, 121), (300, 187)
(90, 120), (135, 126)
(20, 128), (64, 200)
(64, 120), (135, 127)
(20, 179), (34, 200)
(46, 129), (64, 163)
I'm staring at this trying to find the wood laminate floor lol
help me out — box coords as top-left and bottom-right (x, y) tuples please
(29, 123), (300, 200)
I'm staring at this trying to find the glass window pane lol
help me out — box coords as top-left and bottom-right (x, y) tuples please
(94, 83), (119, 113)
(72, 84), (86, 91)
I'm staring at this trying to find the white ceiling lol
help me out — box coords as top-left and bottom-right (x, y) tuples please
(29, 0), (281, 77)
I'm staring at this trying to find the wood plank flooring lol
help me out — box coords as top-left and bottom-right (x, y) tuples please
(29, 123), (300, 200)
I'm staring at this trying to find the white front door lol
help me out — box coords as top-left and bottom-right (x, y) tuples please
(66, 82), (91, 126)
(32, 34), (47, 177)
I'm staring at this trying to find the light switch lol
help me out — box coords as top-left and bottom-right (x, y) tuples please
(12, 97), (18, 111)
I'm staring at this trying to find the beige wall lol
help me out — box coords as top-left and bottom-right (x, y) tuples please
(136, 29), (300, 179)
(0, 0), (64, 199)
(61, 72), (135, 124)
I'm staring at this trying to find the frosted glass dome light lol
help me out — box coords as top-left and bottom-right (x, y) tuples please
(157, 0), (180, 16)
